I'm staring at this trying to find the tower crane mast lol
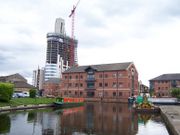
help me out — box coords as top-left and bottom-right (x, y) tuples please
(69, 0), (80, 66)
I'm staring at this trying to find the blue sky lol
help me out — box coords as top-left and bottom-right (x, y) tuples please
(0, 0), (180, 85)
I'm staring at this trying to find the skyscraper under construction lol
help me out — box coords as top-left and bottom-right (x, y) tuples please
(44, 18), (78, 81)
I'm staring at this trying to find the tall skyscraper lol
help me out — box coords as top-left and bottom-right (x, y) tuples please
(44, 18), (78, 81)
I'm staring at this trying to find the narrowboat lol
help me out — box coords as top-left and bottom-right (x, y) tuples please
(53, 97), (84, 108)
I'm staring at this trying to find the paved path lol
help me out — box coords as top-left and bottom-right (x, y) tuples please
(160, 106), (180, 135)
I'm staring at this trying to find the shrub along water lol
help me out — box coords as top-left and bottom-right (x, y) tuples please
(29, 89), (36, 98)
(170, 88), (180, 99)
(0, 83), (14, 102)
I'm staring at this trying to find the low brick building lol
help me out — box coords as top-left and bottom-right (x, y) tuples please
(43, 78), (61, 97)
(0, 73), (35, 93)
(149, 74), (180, 97)
(60, 62), (138, 102)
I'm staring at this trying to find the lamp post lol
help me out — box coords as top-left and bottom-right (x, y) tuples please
(131, 68), (135, 97)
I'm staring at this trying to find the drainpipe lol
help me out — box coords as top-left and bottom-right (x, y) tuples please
(117, 71), (119, 100)
(78, 72), (80, 97)
(103, 71), (104, 99)
(67, 73), (69, 97)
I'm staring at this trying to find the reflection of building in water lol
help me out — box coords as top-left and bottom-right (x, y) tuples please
(41, 112), (61, 135)
(60, 107), (86, 134)
(60, 103), (138, 135)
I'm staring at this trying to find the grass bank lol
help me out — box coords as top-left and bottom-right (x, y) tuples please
(0, 97), (56, 107)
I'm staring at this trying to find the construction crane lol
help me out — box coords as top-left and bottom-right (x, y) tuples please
(69, 0), (80, 66)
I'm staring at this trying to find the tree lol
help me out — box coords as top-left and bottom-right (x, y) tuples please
(170, 88), (180, 99)
(29, 89), (36, 98)
(0, 83), (14, 102)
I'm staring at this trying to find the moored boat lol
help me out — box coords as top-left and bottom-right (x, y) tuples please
(53, 97), (84, 108)
(134, 94), (160, 113)
(134, 104), (160, 113)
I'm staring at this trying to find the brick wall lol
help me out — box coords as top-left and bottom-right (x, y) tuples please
(59, 64), (138, 102)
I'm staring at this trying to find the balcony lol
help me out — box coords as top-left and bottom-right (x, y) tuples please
(86, 78), (96, 82)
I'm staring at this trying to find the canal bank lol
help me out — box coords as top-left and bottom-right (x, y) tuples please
(0, 104), (54, 112)
(160, 106), (180, 135)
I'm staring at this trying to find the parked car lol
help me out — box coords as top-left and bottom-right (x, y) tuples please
(17, 93), (24, 98)
(12, 93), (18, 98)
(12, 92), (30, 98)
(23, 92), (29, 97)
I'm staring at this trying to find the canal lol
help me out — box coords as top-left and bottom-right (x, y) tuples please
(0, 103), (169, 135)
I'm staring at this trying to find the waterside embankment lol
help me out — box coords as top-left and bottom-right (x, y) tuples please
(160, 106), (180, 135)
(0, 104), (54, 112)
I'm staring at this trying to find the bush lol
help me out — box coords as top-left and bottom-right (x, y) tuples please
(0, 83), (14, 102)
(177, 95), (180, 100)
(29, 89), (36, 98)
(170, 88), (180, 98)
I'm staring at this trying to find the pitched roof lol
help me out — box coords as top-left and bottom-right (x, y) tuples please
(14, 81), (35, 88)
(0, 73), (27, 82)
(150, 74), (180, 81)
(64, 62), (132, 73)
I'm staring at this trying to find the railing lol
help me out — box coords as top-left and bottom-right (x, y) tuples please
(86, 78), (96, 82)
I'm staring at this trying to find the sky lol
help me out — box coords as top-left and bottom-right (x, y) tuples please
(0, 0), (180, 85)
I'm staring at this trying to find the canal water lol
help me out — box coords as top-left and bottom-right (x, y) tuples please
(0, 103), (169, 135)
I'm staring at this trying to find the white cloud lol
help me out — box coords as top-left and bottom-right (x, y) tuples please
(0, 0), (180, 85)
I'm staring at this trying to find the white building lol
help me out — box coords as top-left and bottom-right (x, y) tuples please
(44, 55), (69, 81)
(32, 67), (44, 90)
(55, 18), (65, 35)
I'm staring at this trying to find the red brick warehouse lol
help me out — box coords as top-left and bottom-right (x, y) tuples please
(59, 62), (139, 102)
(149, 74), (180, 97)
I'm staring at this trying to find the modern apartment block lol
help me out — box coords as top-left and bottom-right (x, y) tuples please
(60, 62), (138, 102)
(149, 73), (180, 97)
(32, 67), (44, 90)
(44, 18), (78, 81)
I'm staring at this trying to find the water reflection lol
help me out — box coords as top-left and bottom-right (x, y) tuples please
(60, 103), (138, 135)
(0, 103), (169, 135)
(0, 114), (10, 134)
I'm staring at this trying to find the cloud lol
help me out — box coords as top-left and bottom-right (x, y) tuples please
(0, 0), (180, 85)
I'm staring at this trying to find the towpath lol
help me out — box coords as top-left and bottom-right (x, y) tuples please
(160, 106), (180, 135)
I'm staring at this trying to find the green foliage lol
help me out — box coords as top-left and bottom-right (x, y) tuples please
(149, 90), (154, 97)
(170, 88), (180, 98)
(29, 89), (36, 98)
(0, 83), (14, 102)
(177, 95), (180, 100)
